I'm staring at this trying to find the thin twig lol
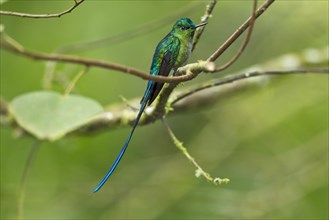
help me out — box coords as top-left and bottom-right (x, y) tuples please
(18, 141), (41, 220)
(0, 40), (147, 79)
(207, 0), (275, 62)
(192, 0), (216, 51)
(213, 0), (257, 72)
(162, 118), (230, 185)
(0, 0), (84, 18)
(172, 68), (329, 104)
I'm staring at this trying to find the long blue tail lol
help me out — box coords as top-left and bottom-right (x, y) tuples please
(93, 84), (152, 192)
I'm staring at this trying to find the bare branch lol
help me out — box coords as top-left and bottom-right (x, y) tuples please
(172, 68), (329, 105)
(0, 0), (85, 18)
(0, 40), (147, 81)
(207, 0), (275, 62)
(213, 0), (257, 72)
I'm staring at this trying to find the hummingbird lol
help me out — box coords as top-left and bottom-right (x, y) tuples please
(93, 18), (207, 192)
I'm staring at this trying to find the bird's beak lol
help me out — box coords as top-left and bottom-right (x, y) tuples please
(194, 22), (208, 29)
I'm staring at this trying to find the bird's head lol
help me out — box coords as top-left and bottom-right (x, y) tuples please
(171, 18), (207, 39)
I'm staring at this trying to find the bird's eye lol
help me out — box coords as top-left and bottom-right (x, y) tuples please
(180, 26), (188, 31)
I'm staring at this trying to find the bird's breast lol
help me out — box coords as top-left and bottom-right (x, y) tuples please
(174, 40), (193, 69)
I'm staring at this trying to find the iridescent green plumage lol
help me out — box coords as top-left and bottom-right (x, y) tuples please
(147, 18), (201, 104)
(94, 18), (207, 192)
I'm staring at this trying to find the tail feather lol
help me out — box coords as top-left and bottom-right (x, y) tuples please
(93, 87), (151, 192)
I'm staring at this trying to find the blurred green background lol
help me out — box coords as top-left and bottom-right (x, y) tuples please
(1, 0), (328, 219)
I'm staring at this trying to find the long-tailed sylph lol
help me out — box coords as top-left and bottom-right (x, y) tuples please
(94, 18), (207, 192)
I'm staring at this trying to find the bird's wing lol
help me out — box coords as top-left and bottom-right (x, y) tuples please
(146, 36), (180, 105)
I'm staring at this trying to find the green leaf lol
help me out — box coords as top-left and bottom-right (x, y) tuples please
(10, 91), (103, 141)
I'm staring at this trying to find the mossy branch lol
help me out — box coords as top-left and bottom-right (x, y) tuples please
(162, 118), (230, 185)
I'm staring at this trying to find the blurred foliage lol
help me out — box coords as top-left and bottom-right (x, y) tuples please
(0, 0), (328, 219)
(10, 91), (103, 141)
